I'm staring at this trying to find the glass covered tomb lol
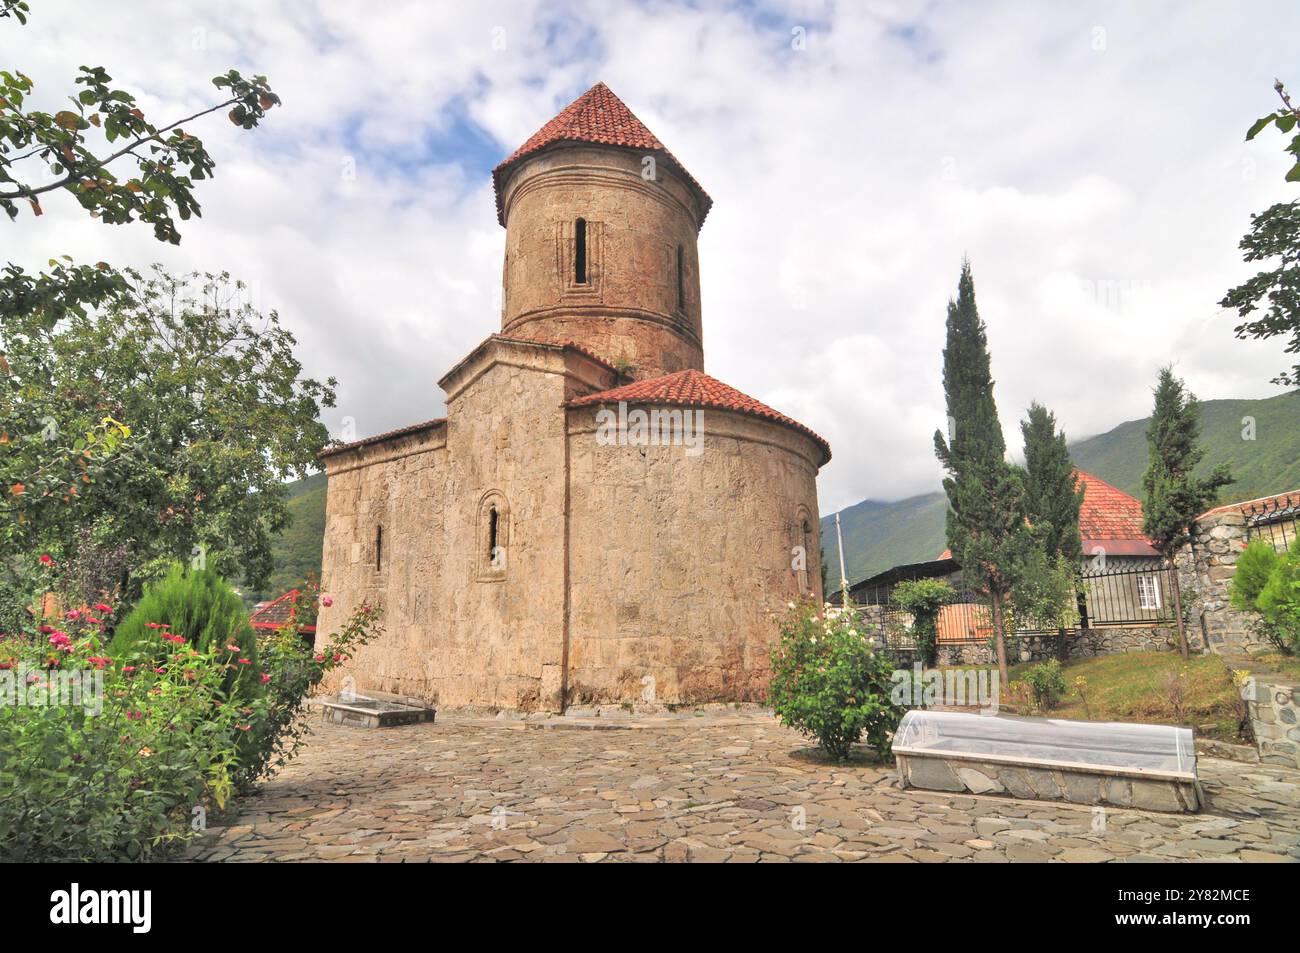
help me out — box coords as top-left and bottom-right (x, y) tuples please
(893, 710), (1200, 812)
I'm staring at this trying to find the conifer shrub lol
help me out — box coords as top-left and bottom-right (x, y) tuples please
(110, 563), (260, 699)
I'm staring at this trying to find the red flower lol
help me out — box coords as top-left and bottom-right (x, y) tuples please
(38, 554), (53, 566)
(65, 610), (81, 621)
(126, 710), (143, 720)
(122, 666), (136, 674)
(314, 654), (325, 662)
(94, 603), (113, 614)
(260, 672), (271, 684)
(39, 625), (54, 634)
(238, 658), (251, 666)
(153, 667), (166, 675)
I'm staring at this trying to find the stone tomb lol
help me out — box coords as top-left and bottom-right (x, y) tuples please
(317, 690), (437, 729)
(893, 710), (1201, 813)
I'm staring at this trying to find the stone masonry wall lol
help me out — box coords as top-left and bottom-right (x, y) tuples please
(565, 405), (824, 705)
(1174, 510), (1269, 657)
(318, 341), (619, 711)
(1244, 675), (1300, 769)
(498, 145), (706, 381)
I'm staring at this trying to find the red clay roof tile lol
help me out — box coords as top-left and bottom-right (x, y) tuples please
(937, 469), (1156, 559)
(567, 368), (830, 463)
(492, 82), (712, 226)
(318, 418), (446, 459)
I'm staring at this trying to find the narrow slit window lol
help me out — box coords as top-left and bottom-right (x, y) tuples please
(375, 525), (383, 572)
(676, 245), (685, 311)
(488, 506), (499, 564)
(574, 218), (587, 284)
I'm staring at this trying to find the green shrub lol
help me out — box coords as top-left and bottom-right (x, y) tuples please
(1229, 538), (1300, 654)
(1020, 659), (1067, 710)
(109, 563), (260, 699)
(769, 602), (902, 761)
(0, 586), (254, 860)
(0, 556), (383, 860)
(892, 579), (952, 667)
(1231, 541), (1281, 611)
(236, 591), (382, 792)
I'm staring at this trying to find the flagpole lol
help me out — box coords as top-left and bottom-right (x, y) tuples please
(834, 512), (850, 605)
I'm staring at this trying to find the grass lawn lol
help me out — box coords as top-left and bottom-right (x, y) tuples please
(1252, 651), (1300, 679)
(943, 651), (1249, 743)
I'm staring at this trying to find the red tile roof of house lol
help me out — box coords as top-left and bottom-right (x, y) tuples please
(318, 418), (447, 459)
(1074, 469), (1154, 549)
(492, 82), (712, 226)
(567, 368), (830, 463)
(249, 589), (315, 633)
(938, 469), (1156, 559)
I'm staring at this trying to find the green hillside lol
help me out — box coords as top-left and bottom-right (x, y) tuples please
(245, 471), (327, 602)
(819, 492), (949, 585)
(824, 390), (1299, 587)
(1068, 390), (1299, 503)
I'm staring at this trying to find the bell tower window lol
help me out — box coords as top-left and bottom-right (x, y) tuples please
(575, 218), (588, 284)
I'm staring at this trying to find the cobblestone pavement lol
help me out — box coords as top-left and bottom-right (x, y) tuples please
(187, 710), (1300, 863)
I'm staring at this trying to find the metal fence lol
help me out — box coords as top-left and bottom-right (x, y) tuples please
(850, 561), (1176, 654)
(1078, 562), (1177, 627)
(1242, 493), (1299, 552)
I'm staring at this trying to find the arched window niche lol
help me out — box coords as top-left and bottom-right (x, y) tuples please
(477, 490), (510, 581)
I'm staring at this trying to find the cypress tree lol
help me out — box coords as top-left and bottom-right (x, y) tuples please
(1020, 402), (1084, 562)
(1141, 367), (1234, 658)
(933, 261), (1032, 685)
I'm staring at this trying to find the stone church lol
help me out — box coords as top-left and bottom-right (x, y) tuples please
(316, 83), (830, 711)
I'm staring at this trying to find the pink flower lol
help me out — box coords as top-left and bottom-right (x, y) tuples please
(39, 625), (54, 634)
(86, 656), (111, 669)
(260, 672), (271, 684)
(126, 710), (143, 720)
(65, 610), (81, 621)
(321, 596), (333, 608)
(122, 666), (136, 674)
(313, 654), (325, 663)
(225, 644), (241, 652)
(153, 667), (166, 675)
(48, 631), (71, 649)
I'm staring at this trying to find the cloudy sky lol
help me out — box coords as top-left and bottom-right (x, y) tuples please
(8, 0), (1298, 514)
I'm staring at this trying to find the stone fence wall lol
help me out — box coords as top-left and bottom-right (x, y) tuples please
(1244, 675), (1300, 769)
(1173, 509), (1270, 658)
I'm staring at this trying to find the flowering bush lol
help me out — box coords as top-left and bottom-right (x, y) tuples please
(768, 601), (902, 762)
(237, 590), (382, 792)
(0, 555), (381, 860)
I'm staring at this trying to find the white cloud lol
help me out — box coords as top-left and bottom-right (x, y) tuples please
(7, 0), (1297, 517)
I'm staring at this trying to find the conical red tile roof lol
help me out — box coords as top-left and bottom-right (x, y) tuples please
(567, 368), (829, 462)
(492, 82), (712, 225)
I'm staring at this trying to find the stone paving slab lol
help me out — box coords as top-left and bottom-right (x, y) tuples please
(186, 713), (1300, 863)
